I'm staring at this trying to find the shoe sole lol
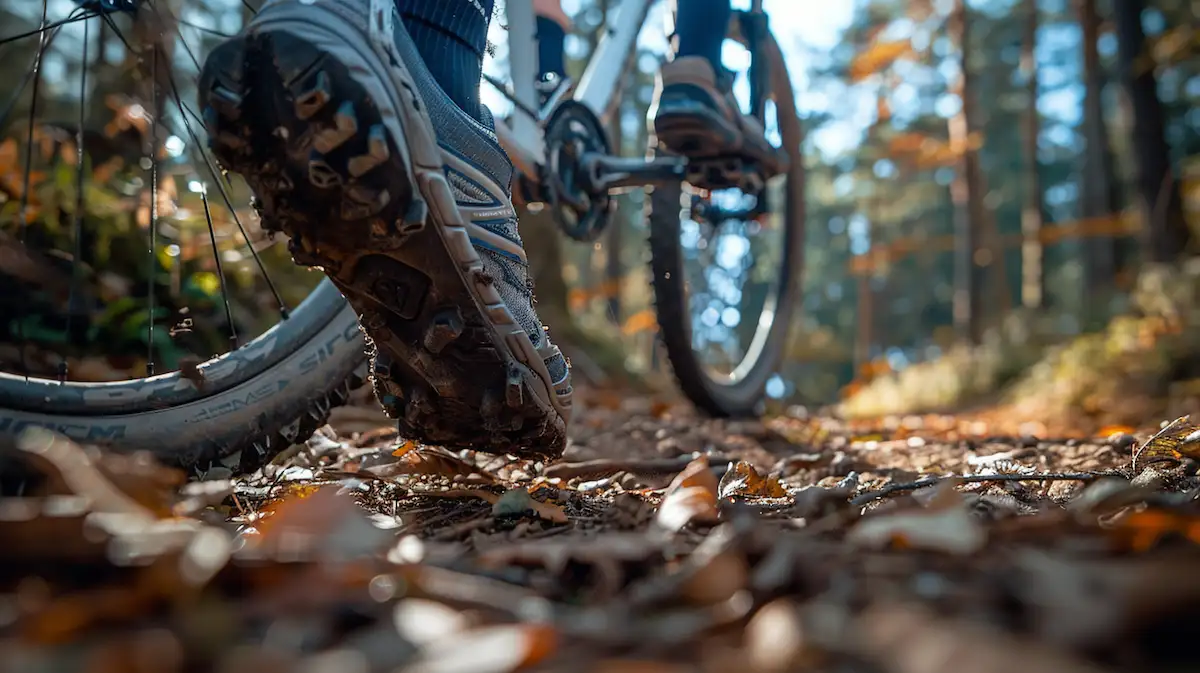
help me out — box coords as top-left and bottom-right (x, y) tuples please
(655, 104), (787, 179)
(198, 3), (569, 459)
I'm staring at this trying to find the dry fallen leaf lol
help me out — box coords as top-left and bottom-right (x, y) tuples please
(745, 599), (809, 673)
(373, 443), (495, 483)
(393, 598), (470, 646)
(424, 488), (567, 524)
(1107, 508), (1200, 552)
(492, 488), (568, 523)
(655, 456), (720, 531)
(399, 624), (558, 673)
(718, 460), (788, 500)
(1131, 415), (1199, 471)
(16, 429), (158, 521)
(251, 486), (390, 561)
(847, 483), (984, 555)
(859, 603), (1107, 673)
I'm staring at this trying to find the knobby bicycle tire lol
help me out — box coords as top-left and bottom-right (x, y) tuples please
(647, 23), (807, 417)
(0, 280), (369, 474)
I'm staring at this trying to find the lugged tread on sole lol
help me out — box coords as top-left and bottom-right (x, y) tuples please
(198, 23), (567, 458)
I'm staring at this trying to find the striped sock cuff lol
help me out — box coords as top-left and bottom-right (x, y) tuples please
(396, 0), (495, 57)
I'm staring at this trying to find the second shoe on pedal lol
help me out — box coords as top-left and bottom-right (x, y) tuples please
(198, 0), (572, 458)
(653, 56), (789, 179)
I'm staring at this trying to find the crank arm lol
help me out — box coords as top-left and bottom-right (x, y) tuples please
(580, 153), (687, 193)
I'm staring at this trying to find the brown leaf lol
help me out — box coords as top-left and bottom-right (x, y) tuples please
(426, 488), (567, 524)
(373, 443), (495, 483)
(718, 460), (788, 500)
(847, 487), (985, 555)
(666, 454), (719, 494)
(859, 603), (1107, 673)
(678, 549), (747, 605)
(252, 486), (389, 561)
(177, 356), (205, 390)
(393, 598), (470, 645)
(745, 599), (809, 673)
(399, 624), (558, 673)
(787, 483), (856, 520)
(1132, 416), (1199, 471)
(16, 429), (158, 520)
(491, 488), (569, 523)
(655, 456), (720, 531)
(1107, 508), (1200, 552)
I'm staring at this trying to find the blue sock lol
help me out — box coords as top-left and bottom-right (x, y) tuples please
(674, 0), (731, 72)
(395, 0), (495, 122)
(537, 16), (566, 82)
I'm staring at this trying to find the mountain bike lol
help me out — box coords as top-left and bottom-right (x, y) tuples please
(0, 0), (806, 474)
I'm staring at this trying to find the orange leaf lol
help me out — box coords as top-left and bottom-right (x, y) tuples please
(718, 460), (788, 500)
(1109, 509), (1200, 552)
(621, 308), (659, 336)
(1097, 425), (1136, 439)
(656, 456), (719, 531)
(848, 39), (912, 81)
(375, 443), (495, 483)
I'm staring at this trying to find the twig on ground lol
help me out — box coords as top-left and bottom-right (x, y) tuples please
(850, 472), (1102, 507)
(544, 454), (732, 481)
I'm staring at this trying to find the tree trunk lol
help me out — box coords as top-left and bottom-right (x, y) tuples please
(1020, 0), (1045, 310)
(1077, 0), (1120, 312)
(949, 0), (984, 344)
(1113, 0), (1191, 262)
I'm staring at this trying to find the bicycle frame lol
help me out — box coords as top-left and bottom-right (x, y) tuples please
(492, 0), (768, 191)
(494, 0), (657, 177)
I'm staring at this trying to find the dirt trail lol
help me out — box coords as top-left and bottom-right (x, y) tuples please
(2, 385), (1199, 673)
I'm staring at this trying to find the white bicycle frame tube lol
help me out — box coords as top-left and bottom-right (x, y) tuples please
(495, 0), (659, 175)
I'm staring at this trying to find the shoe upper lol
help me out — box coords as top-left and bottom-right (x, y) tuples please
(386, 18), (571, 393)
(656, 55), (781, 165)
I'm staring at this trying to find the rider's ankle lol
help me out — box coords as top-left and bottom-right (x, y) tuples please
(672, 0), (732, 75)
(395, 0), (494, 122)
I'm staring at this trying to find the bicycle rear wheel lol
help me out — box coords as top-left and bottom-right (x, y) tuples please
(0, 1), (369, 473)
(647, 15), (807, 417)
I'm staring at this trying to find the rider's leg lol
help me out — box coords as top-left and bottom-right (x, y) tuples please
(200, 0), (572, 455)
(674, 0), (732, 74)
(534, 0), (571, 85)
(394, 0), (492, 122)
(655, 0), (786, 177)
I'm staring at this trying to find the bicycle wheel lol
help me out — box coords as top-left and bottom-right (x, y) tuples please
(647, 15), (807, 417)
(0, 1), (368, 473)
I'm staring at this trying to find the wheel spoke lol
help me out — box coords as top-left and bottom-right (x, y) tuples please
(0, 10), (94, 49)
(0, 13), (83, 132)
(14, 0), (53, 380)
(199, 185), (240, 349)
(156, 44), (292, 321)
(61, 16), (93, 383)
(147, 46), (160, 376)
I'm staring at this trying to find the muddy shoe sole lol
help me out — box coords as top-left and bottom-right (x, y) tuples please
(654, 102), (788, 185)
(198, 5), (569, 459)
(654, 103), (741, 158)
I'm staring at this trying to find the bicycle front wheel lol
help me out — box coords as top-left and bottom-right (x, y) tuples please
(647, 19), (807, 417)
(0, 1), (370, 474)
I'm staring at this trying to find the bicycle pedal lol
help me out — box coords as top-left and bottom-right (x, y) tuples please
(685, 156), (765, 192)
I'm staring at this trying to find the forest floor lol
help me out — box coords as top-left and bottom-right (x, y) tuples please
(4, 383), (1200, 673)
